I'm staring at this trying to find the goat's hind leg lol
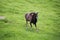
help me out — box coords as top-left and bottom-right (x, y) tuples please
(30, 22), (32, 28)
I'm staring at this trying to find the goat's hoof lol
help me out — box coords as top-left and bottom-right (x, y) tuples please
(36, 29), (39, 32)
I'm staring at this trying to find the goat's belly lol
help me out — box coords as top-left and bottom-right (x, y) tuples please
(31, 19), (37, 24)
(31, 21), (36, 24)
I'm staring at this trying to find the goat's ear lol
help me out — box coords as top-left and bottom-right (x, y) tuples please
(37, 13), (38, 14)
(36, 12), (38, 15)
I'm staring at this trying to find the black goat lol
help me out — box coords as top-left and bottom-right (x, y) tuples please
(25, 12), (38, 30)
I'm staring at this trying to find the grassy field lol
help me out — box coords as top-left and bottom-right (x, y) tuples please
(0, 0), (60, 40)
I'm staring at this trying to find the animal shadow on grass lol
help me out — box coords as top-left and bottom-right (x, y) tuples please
(24, 23), (40, 33)
(25, 26), (40, 33)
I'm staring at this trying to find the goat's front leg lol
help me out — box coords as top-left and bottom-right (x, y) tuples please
(35, 23), (38, 31)
(35, 23), (37, 29)
(30, 22), (32, 28)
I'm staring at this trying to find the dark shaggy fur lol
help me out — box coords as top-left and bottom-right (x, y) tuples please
(25, 12), (38, 29)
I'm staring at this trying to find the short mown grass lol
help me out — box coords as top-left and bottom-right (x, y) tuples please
(0, 0), (60, 40)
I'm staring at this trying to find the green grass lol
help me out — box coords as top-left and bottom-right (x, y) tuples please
(0, 0), (60, 40)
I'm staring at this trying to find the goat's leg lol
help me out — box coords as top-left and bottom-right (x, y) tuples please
(35, 23), (38, 31)
(26, 21), (28, 29)
(35, 23), (37, 29)
(35, 24), (38, 32)
(30, 22), (32, 28)
(30, 22), (32, 30)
